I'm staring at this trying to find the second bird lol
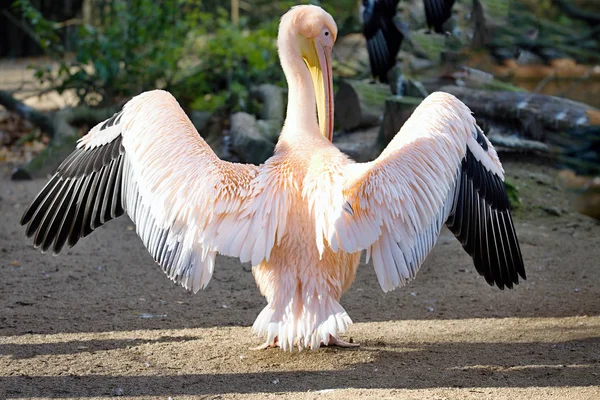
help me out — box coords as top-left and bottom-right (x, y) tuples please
(361, 0), (455, 82)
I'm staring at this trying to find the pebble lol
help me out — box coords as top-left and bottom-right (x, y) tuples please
(542, 206), (562, 216)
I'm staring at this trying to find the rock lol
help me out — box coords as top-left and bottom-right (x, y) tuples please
(407, 55), (434, 72)
(189, 110), (211, 132)
(401, 79), (428, 98)
(542, 206), (562, 217)
(250, 84), (285, 122)
(11, 167), (32, 181)
(334, 79), (389, 132)
(333, 126), (380, 162)
(256, 119), (281, 143)
(228, 112), (275, 165)
(379, 96), (423, 149)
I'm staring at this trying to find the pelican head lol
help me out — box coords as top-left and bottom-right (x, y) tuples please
(279, 6), (337, 141)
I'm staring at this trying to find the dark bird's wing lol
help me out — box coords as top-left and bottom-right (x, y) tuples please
(423, 0), (455, 33)
(361, 0), (403, 82)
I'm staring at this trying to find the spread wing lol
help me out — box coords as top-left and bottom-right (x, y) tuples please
(21, 90), (288, 293)
(361, 0), (403, 82)
(327, 92), (525, 291)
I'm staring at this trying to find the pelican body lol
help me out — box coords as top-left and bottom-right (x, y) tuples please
(21, 5), (524, 351)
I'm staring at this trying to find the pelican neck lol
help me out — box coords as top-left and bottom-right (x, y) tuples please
(279, 32), (320, 137)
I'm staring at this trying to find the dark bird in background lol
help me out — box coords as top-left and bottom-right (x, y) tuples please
(360, 0), (456, 83)
(361, 0), (404, 83)
(424, 0), (455, 33)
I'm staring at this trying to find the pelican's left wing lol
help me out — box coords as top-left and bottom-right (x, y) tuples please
(21, 90), (287, 293)
(423, 0), (455, 34)
(327, 92), (525, 291)
(361, 0), (403, 83)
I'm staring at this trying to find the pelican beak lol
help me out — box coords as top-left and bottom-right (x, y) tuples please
(299, 37), (334, 141)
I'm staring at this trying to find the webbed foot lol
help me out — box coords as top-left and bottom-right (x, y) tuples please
(250, 336), (279, 350)
(324, 334), (359, 348)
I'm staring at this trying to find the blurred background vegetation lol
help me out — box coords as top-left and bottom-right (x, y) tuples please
(2, 0), (598, 110)
(0, 0), (599, 216)
(0, 0), (369, 111)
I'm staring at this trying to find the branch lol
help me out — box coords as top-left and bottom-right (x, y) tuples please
(54, 18), (83, 28)
(0, 90), (120, 180)
(0, 90), (55, 136)
(1, 9), (64, 57)
(440, 85), (600, 139)
(1, 10), (40, 47)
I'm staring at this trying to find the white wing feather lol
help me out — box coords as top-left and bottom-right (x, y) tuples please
(323, 92), (507, 291)
(29, 90), (288, 293)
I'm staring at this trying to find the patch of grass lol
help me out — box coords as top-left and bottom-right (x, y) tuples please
(504, 178), (521, 210)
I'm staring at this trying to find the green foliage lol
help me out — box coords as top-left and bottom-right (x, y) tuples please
(184, 14), (283, 112)
(15, 0), (285, 114)
(504, 179), (521, 211)
(14, 0), (198, 106)
(13, 0), (62, 54)
(319, 0), (361, 36)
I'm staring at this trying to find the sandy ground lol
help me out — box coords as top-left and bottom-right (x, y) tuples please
(1, 156), (599, 400)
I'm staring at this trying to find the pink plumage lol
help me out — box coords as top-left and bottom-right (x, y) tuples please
(21, 5), (524, 352)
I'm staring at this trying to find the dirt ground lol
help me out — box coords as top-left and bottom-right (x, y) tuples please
(1, 155), (599, 400)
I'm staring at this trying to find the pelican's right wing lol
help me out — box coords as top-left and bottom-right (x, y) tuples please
(21, 90), (289, 292)
(328, 92), (525, 291)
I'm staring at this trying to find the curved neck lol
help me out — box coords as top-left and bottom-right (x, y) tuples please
(279, 31), (319, 138)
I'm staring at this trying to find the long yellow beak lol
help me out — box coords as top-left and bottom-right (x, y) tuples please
(299, 37), (334, 141)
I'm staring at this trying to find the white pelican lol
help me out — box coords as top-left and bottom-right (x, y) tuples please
(21, 5), (524, 351)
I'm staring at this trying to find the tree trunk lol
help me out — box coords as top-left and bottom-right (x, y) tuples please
(0, 90), (55, 136)
(441, 85), (600, 140)
(0, 90), (118, 180)
(334, 80), (390, 132)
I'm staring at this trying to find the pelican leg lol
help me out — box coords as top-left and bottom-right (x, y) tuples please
(322, 334), (360, 348)
(250, 336), (279, 350)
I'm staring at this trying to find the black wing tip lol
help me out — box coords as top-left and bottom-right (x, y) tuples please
(448, 146), (526, 291)
(481, 257), (526, 290)
(20, 214), (30, 227)
(20, 136), (125, 256)
(474, 236), (525, 290)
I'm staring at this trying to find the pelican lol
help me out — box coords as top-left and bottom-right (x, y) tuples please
(361, 0), (405, 83)
(21, 5), (524, 351)
(361, 0), (456, 83)
(424, 0), (455, 34)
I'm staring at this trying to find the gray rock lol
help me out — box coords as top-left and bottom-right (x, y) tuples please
(229, 112), (275, 165)
(256, 119), (282, 143)
(189, 110), (211, 132)
(542, 206), (562, 217)
(250, 84), (285, 122)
